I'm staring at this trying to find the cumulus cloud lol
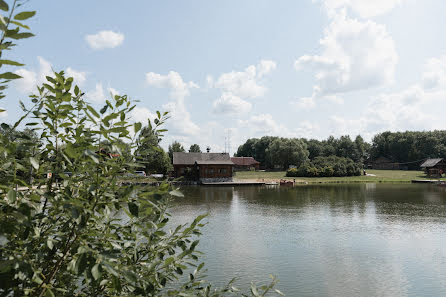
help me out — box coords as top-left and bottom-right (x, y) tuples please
(328, 84), (444, 140)
(291, 96), (316, 110)
(85, 30), (124, 50)
(145, 71), (200, 137)
(213, 92), (252, 115)
(66, 67), (86, 86)
(14, 57), (86, 94)
(85, 83), (106, 103)
(85, 84), (120, 104)
(130, 106), (156, 124)
(321, 0), (404, 18)
(146, 71), (199, 101)
(211, 60), (276, 99)
(421, 56), (446, 90)
(295, 11), (398, 98)
(238, 113), (288, 136)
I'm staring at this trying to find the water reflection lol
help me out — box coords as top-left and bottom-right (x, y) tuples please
(169, 184), (446, 296)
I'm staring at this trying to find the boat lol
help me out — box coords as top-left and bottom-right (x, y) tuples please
(279, 180), (294, 186)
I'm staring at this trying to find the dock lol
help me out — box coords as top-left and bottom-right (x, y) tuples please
(201, 181), (265, 186)
(411, 179), (440, 184)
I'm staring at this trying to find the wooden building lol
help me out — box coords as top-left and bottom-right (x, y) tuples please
(231, 157), (260, 171)
(173, 152), (234, 181)
(420, 158), (446, 177)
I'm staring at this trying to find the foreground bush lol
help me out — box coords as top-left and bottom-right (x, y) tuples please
(0, 72), (282, 296)
(286, 156), (361, 177)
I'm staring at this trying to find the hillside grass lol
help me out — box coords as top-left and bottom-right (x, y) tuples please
(234, 169), (446, 184)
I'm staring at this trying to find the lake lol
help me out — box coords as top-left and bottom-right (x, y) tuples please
(169, 184), (446, 297)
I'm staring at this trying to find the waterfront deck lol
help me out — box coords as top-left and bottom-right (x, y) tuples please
(201, 181), (265, 186)
(411, 179), (440, 183)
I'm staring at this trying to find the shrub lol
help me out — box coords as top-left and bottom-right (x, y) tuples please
(289, 156), (361, 177)
(286, 167), (299, 177)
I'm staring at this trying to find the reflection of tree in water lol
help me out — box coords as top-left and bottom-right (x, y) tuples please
(370, 184), (446, 223)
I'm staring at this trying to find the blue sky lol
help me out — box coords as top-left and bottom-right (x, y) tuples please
(2, 0), (446, 153)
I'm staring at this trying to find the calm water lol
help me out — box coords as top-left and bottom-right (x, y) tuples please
(168, 184), (446, 297)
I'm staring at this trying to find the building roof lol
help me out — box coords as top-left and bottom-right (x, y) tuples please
(231, 157), (260, 166)
(173, 152), (234, 165)
(420, 158), (444, 168)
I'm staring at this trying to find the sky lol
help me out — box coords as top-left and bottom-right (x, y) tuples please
(2, 0), (446, 153)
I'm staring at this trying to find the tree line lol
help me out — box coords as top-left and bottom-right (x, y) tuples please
(236, 131), (446, 171)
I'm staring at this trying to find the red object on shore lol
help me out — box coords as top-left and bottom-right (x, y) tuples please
(280, 179), (294, 186)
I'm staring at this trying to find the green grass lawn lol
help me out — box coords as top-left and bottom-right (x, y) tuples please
(234, 169), (446, 183)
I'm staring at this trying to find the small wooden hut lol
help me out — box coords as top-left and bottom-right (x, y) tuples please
(420, 158), (446, 177)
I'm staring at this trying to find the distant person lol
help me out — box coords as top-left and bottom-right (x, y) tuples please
(363, 169), (367, 176)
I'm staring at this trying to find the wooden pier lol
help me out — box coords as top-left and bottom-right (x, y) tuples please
(411, 179), (440, 184)
(201, 181), (265, 186)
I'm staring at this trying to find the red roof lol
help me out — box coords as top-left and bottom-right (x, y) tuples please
(231, 157), (260, 166)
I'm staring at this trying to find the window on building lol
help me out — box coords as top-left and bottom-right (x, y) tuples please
(207, 168), (214, 174)
(219, 168), (227, 174)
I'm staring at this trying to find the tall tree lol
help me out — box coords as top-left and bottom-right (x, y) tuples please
(265, 138), (309, 170)
(189, 143), (201, 153)
(135, 126), (172, 174)
(168, 140), (185, 162)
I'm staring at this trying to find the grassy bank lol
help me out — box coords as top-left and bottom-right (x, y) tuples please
(234, 169), (446, 184)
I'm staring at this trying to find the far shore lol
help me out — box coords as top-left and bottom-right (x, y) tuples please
(234, 169), (446, 184)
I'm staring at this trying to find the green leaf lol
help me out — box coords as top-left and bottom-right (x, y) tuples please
(74, 253), (87, 275)
(7, 189), (16, 203)
(0, 72), (21, 80)
(11, 20), (30, 30)
(47, 239), (54, 250)
(0, 0), (9, 11)
(0, 59), (24, 66)
(128, 202), (138, 217)
(169, 189), (184, 197)
(134, 122), (142, 133)
(251, 283), (260, 297)
(92, 264), (101, 280)
(44, 288), (55, 297)
(87, 105), (100, 118)
(14, 11), (36, 20)
(8, 32), (34, 40)
(30, 157), (39, 170)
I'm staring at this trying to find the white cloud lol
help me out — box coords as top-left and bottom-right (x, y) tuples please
(146, 71), (199, 101)
(213, 92), (252, 115)
(238, 113), (288, 137)
(145, 71), (200, 137)
(291, 96), (316, 110)
(422, 56), (446, 90)
(85, 83), (106, 103)
(130, 106), (156, 125)
(85, 83), (120, 104)
(66, 67), (86, 86)
(108, 87), (119, 97)
(293, 121), (320, 139)
(295, 11), (398, 97)
(211, 60), (276, 99)
(85, 30), (124, 50)
(14, 56), (51, 93)
(321, 0), (404, 18)
(14, 57), (86, 93)
(327, 84), (443, 140)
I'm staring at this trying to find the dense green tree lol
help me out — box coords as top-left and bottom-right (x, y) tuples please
(135, 126), (172, 175)
(189, 143), (201, 153)
(370, 130), (446, 169)
(265, 138), (309, 170)
(168, 140), (185, 162)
